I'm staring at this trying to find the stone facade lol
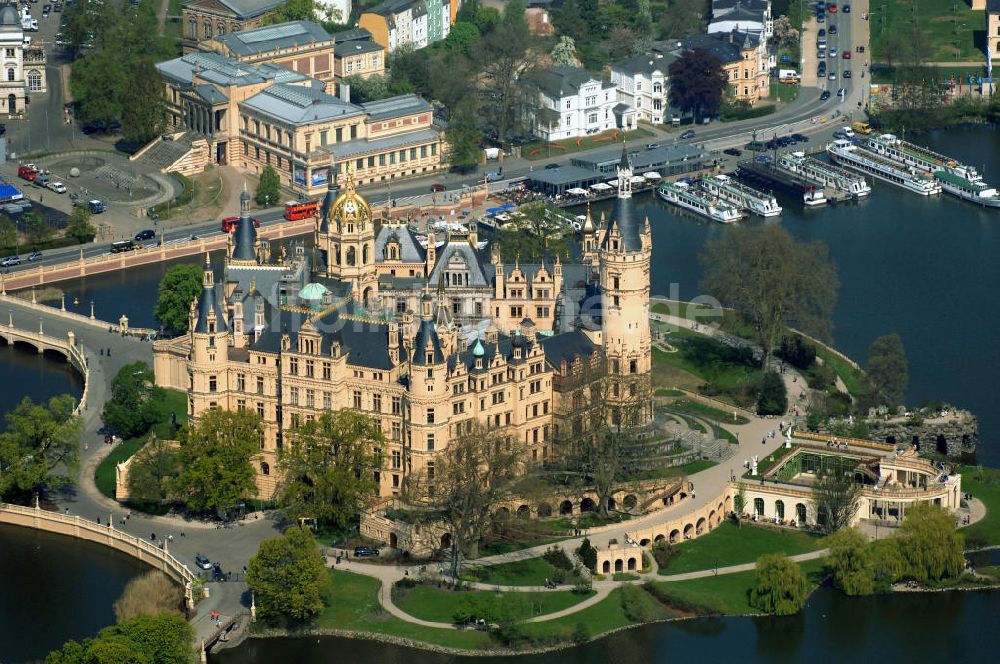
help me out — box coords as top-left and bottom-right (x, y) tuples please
(153, 146), (654, 500)
(0, 5), (27, 116)
(181, 0), (285, 53)
(864, 409), (980, 459)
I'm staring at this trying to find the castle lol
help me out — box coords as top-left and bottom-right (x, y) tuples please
(153, 146), (653, 499)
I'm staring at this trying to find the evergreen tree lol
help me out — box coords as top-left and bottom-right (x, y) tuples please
(756, 371), (788, 416)
(256, 165), (281, 207)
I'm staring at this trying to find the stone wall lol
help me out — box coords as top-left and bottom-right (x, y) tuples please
(865, 409), (979, 458)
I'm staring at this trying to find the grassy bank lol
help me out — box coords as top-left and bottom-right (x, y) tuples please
(468, 557), (562, 587)
(393, 584), (592, 624)
(869, 0), (983, 62)
(959, 465), (1000, 549)
(657, 522), (823, 575)
(94, 389), (187, 500)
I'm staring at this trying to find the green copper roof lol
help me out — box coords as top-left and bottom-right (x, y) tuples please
(299, 282), (330, 300)
(472, 338), (485, 357)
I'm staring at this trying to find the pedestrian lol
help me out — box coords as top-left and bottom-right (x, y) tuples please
(107, 348), (111, 356)
(65, 507), (69, 514)
(99, 348), (103, 356)
(151, 532), (155, 541)
(96, 516), (100, 525)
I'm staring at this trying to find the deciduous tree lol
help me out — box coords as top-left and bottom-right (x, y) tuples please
(154, 263), (204, 335)
(756, 371), (788, 416)
(126, 435), (180, 505)
(342, 74), (390, 103)
(64, 207), (96, 244)
(446, 100), (484, 174)
(246, 526), (327, 625)
(255, 165), (281, 207)
(750, 553), (808, 615)
(896, 502), (965, 583)
(825, 527), (874, 595)
(700, 225), (839, 370)
(813, 470), (861, 534)
(277, 410), (384, 529)
(406, 424), (522, 578)
(120, 60), (168, 146)
(668, 48), (728, 121)
(45, 612), (193, 664)
(24, 212), (53, 248)
(102, 362), (165, 439)
(0, 214), (17, 250)
(0, 395), (81, 502)
(172, 410), (262, 515)
(867, 333), (908, 408)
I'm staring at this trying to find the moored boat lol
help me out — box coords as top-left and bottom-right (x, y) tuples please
(656, 181), (743, 223)
(699, 174), (782, 217)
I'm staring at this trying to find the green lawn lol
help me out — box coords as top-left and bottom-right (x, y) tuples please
(870, 64), (987, 85)
(652, 328), (760, 391)
(658, 522), (823, 575)
(869, 0), (985, 62)
(94, 389), (187, 499)
(959, 465), (1000, 548)
(647, 558), (826, 616)
(518, 585), (670, 643)
(666, 398), (751, 425)
(522, 128), (654, 161)
(769, 81), (800, 103)
(806, 336), (869, 399)
(316, 571), (491, 649)
(469, 557), (559, 587)
(393, 584), (592, 624)
(655, 388), (685, 397)
(651, 300), (722, 323)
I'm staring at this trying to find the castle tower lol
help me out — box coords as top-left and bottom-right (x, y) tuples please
(406, 288), (449, 479)
(597, 142), (653, 426)
(316, 168), (378, 308)
(188, 253), (229, 416)
(581, 200), (597, 268)
(228, 189), (261, 265)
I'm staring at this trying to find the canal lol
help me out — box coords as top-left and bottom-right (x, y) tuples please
(1, 126), (999, 661)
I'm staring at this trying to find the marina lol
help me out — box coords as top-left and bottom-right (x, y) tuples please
(863, 134), (1000, 207)
(698, 174), (782, 217)
(736, 159), (830, 206)
(778, 151), (872, 199)
(655, 180), (743, 223)
(825, 140), (942, 196)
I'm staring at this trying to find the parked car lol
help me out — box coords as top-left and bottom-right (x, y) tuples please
(194, 553), (212, 570)
(354, 546), (379, 558)
(1, 255), (20, 267)
(829, 47), (837, 57)
(829, 25), (838, 35)
(843, 4), (851, 12)
(544, 163), (560, 170)
(754, 155), (772, 163)
(818, 28), (826, 37)
(88, 199), (106, 214)
(723, 147), (742, 157)
(791, 133), (809, 143)
(430, 183), (446, 192)
(27, 251), (42, 261)
(645, 143), (660, 150)
(829, 2), (838, 12)
(843, 51), (851, 59)
(828, 71), (838, 80)
(47, 181), (66, 193)
(134, 229), (155, 241)
(680, 129), (696, 140)
(844, 70), (852, 78)
(820, 90), (831, 100)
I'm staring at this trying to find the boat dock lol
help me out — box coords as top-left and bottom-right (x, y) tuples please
(778, 152), (871, 198)
(736, 160), (850, 203)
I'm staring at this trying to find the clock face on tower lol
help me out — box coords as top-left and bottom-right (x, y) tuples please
(344, 199), (357, 215)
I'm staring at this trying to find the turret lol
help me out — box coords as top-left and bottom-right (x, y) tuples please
(229, 189), (260, 264)
(189, 253), (228, 388)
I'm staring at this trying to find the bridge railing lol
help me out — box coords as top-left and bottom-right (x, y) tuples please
(0, 321), (90, 416)
(0, 502), (196, 586)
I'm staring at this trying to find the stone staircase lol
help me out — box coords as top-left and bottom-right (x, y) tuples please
(131, 131), (210, 176)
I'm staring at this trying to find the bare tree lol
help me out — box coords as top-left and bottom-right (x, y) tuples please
(405, 425), (522, 579)
(814, 471), (861, 534)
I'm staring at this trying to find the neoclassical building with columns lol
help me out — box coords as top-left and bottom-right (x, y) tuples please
(154, 147), (653, 499)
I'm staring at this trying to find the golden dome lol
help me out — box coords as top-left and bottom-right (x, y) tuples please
(328, 170), (372, 225)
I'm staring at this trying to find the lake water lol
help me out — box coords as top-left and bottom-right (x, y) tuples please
(2, 125), (1000, 661)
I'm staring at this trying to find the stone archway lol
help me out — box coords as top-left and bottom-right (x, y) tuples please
(654, 534), (666, 543)
(775, 500), (785, 521)
(669, 529), (680, 543)
(639, 538), (650, 546)
(517, 504), (531, 518)
(709, 510), (716, 526)
(538, 502), (552, 517)
(724, 495), (732, 513)
(602, 561), (611, 574)
(607, 497), (617, 511)
(936, 434), (948, 455)
(440, 533), (452, 549)
(696, 517), (706, 534)
(623, 494), (638, 510)
(683, 523), (694, 539)
(627, 557), (637, 571)
(559, 500), (573, 515)
(614, 559), (623, 572)
(496, 506), (510, 518)
(580, 497), (597, 513)
(796, 503), (807, 524)
(389, 532), (398, 549)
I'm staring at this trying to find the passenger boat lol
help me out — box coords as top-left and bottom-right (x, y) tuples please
(825, 140), (942, 196)
(699, 174), (782, 217)
(778, 151), (872, 198)
(656, 181), (743, 223)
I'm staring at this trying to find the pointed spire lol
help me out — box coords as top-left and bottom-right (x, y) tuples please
(583, 200), (595, 234)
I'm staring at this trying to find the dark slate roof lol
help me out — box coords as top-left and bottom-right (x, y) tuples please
(231, 212), (258, 261)
(539, 329), (600, 369)
(360, 94), (430, 122)
(332, 28), (374, 43)
(215, 21), (331, 57)
(428, 238), (492, 288)
(682, 31), (759, 64)
(334, 39), (383, 57)
(450, 332), (537, 373)
(988, 0), (1000, 11)
(411, 318), (444, 366)
(613, 52), (674, 77)
(194, 83), (228, 104)
(375, 224), (426, 263)
(535, 65), (615, 100)
(194, 274), (229, 333)
(364, 0), (423, 17)
(318, 170), (340, 233)
(602, 194), (644, 253)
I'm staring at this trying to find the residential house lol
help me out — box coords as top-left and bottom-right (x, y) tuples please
(181, 0), (286, 53)
(682, 30), (768, 105)
(0, 5), (26, 116)
(534, 65), (635, 141)
(358, 0), (453, 52)
(610, 51), (677, 125)
(709, 0), (773, 69)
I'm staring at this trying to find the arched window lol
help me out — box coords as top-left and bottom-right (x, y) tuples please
(27, 70), (41, 92)
(346, 246), (356, 266)
(362, 244), (370, 264)
(204, 20), (212, 39)
(754, 497), (765, 516)
(6, 69), (14, 82)
(188, 19), (197, 39)
(217, 22), (226, 35)
(261, 462), (270, 476)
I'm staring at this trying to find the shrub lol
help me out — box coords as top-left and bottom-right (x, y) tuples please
(551, 567), (567, 584)
(576, 538), (598, 572)
(619, 585), (656, 622)
(756, 371), (788, 416)
(113, 571), (184, 623)
(651, 540), (681, 570)
(573, 577), (593, 594)
(778, 335), (817, 369)
(572, 621), (590, 644)
(543, 546), (573, 570)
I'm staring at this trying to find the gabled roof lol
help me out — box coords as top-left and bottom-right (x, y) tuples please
(539, 328), (601, 369)
(364, 0), (425, 18)
(335, 39), (383, 57)
(427, 238), (491, 288)
(613, 52), (675, 77)
(215, 20), (331, 57)
(683, 31), (760, 64)
(156, 51), (311, 88)
(361, 94), (430, 121)
(242, 83), (365, 125)
(535, 65), (615, 100)
(375, 224), (426, 263)
(186, 0), (285, 20)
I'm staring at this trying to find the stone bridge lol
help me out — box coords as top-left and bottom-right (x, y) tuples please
(0, 316), (90, 415)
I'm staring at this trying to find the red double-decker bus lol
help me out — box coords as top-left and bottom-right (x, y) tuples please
(284, 200), (319, 221)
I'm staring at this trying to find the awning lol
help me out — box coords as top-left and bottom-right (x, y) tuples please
(565, 188), (590, 195)
(629, 175), (646, 184)
(590, 182), (613, 191)
(643, 171), (662, 180)
(485, 204), (516, 214)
